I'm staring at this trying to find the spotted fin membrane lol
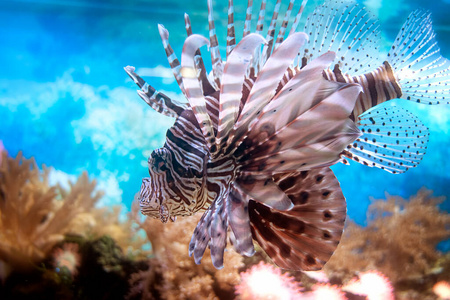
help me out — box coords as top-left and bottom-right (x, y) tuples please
(341, 106), (429, 174)
(249, 168), (346, 271)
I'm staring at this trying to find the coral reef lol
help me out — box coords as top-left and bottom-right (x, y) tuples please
(235, 261), (302, 300)
(433, 281), (450, 299)
(305, 283), (346, 300)
(342, 271), (394, 300)
(323, 189), (450, 299)
(325, 189), (450, 282)
(78, 204), (151, 260)
(129, 201), (244, 300)
(1, 235), (149, 299)
(0, 152), (101, 274)
(0, 148), (448, 300)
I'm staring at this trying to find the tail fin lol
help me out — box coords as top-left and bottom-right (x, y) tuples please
(388, 10), (450, 105)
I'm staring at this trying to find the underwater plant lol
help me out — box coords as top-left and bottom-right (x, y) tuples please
(0, 152), (101, 276)
(125, 0), (449, 271)
(324, 189), (450, 283)
(131, 204), (243, 299)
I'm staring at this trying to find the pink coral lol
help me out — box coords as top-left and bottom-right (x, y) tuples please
(433, 281), (450, 299)
(303, 283), (346, 300)
(302, 270), (330, 283)
(342, 270), (394, 300)
(53, 243), (81, 277)
(236, 261), (302, 300)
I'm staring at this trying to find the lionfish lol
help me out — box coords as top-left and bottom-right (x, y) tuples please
(125, 0), (450, 270)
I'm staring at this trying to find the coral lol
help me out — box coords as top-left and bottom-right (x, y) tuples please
(342, 270), (394, 300)
(75, 204), (151, 260)
(131, 201), (244, 300)
(0, 152), (102, 273)
(324, 189), (450, 282)
(304, 283), (346, 300)
(302, 270), (329, 283)
(52, 243), (81, 277)
(127, 268), (157, 300)
(235, 261), (302, 300)
(434, 281), (450, 299)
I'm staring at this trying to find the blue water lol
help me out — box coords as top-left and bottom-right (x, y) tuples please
(0, 0), (449, 225)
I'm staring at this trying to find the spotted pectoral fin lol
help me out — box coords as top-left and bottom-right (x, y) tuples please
(235, 176), (293, 211)
(249, 167), (346, 271)
(341, 105), (429, 173)
(124, 66), (187, 118)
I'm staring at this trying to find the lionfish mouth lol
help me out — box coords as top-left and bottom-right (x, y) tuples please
(139, 178), (178, 223)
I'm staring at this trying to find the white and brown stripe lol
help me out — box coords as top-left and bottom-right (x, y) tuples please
(323, 61), (402, 120)
(226, 0), (236, 57)
(243, 0), (254, 37)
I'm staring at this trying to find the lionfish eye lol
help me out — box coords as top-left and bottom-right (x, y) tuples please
(150, 149), (169, 172)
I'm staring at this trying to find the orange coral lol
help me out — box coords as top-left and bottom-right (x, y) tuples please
(131, 201), (244, 300)
(325, 189), (450, 282)
(77, 204), (151, 260)
(0, 152), (101, 274)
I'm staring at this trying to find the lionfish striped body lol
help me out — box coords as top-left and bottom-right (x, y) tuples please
(126, 0), (450, 270)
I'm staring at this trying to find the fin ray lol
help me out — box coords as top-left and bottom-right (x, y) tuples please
(180, 34), (216, 150)
(341, 105), (429, 173)
(249, 168), (346, 270)
(228, 32), (308, 151)
(124, 66), (187, 117)
(388, 10), (450, 105)
(217, 34), (266, 148)
(226, 185), (255, 256)
(302, 0), (382, 74)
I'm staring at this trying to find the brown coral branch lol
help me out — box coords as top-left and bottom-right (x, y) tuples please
(324, 188), (450, 283)
(0, 152), (101, 273)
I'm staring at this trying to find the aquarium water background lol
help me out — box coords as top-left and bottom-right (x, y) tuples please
(0, 0), (449, 227)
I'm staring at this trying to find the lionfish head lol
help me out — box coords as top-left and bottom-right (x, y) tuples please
(139, 147), (201, 223)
